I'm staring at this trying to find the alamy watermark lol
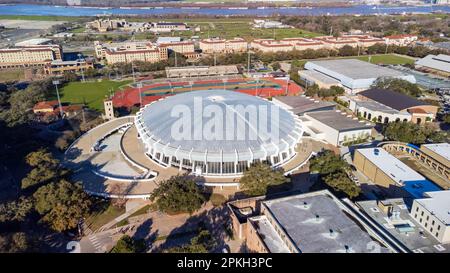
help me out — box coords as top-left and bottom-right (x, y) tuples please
(170, 96), (281, 143)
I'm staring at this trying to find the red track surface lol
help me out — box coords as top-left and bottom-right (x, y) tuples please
(112, 78), (303, 108)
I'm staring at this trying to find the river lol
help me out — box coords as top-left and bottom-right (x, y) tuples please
(0, 4), (448, 17)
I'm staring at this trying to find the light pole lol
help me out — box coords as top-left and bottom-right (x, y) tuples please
(137, 82), (143, 107)
(77, 53), (85, 82)
(131, 62), (136, 83)
(52, 80), (64, 118)
(285, 75), (290, 96)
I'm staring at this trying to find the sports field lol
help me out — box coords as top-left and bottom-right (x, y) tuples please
(291, 54), (415, 68)
(59, 80), (132, 111)
(112, 78), (302, 108)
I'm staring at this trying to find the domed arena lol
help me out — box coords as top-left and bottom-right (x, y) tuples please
(135, 90), (304, 176)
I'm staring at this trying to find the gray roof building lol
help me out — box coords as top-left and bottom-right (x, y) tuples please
(304, 59), (416, 92)
(415, 54), (450, 74)
(250, 190), (391, 253)
(358, 88), (428, 111)
(272, 95), (336, 115)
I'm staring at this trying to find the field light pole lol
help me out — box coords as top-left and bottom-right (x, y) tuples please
(137, 82), (143, 108)
(52, 80), (64, 118)
(77, 53), (85, 82)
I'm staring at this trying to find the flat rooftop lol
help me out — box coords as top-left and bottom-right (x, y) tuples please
(263, 190), (387, 253)
(305, 110), (373, 132)
(421, 143), (450, 162)
(416, 54), (450, 73)
(249, 216), (290, 253)
(353, 99), (400, 114)
(298, 70), (340, 85)
(273, 95), (335, 115)
(306, 59), (408, 80)
(357, 148), (425, 184)
(357, 199), (450, 253)
(416, 191), (450, 226)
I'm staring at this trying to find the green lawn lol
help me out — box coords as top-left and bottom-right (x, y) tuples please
(291, 54), (414, 68)
(355, 54), (415, 65)
(85, 204), (125, 231)
(59, 80), (131, 111)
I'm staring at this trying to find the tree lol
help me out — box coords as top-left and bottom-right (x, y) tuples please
(309, 150), (350, 175)
(33, 180), (92, 232)
(0, 232), (30, 253)
(21, 149), (63, 189)
(149, 175), (205, 214)
(0, 197), (33, 223)
(164, 230), (213, 253)
(323, 171), (361, 198)
(338, 45), (357, 57)
(310, 150), (360, 199)
(382, 121), (427, 144)
(111, 235), (146, 253)
(239, 162), (287, 196)
(372, 78), (422, 97)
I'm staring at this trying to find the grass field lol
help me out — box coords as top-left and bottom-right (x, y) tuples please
(111, 17), (321, 40)
(0, 69), (24, 82)
(59, 79), (131, 111)
(291, 54), (415, 68)
(85, 204), (125, 231)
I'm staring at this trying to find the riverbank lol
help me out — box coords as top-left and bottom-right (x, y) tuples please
(0, 4), (448, 17)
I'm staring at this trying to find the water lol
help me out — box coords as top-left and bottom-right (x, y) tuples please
(0, 4), (448, 17)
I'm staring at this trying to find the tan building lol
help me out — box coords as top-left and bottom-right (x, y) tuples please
(251, 39), (294, 53)
(199, 38), (247, 54)
(165, 65), (239, 78)
(150, 22), (188, 32)
(420, 143), (450, 168)
(158, 41), (199, 60)
(0, 44), (62, 69)
(353, 147), (441, 198)
(44, 59), (94, 75)
(384, 34), (418, 46)
(228, 190), (393, 253)
(95, 41), (168, 64)
(86, 18), (127, 32)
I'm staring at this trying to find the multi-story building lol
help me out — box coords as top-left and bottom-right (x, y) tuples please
(86, 18), (128, 32)
(149, 22), (188, 33)
(158, 41), (198, 59)
(228, 190), (393, 253)
(0, 44), (62, 69)
(410, 191), (450, 244)
(384, 34), (418, 46)
(250, 39), (295, 53)
(340, 88), (438, 124)
(199, 38), (247, 54)
(44, 59), (94, 75)
(94, 41), (168, 64)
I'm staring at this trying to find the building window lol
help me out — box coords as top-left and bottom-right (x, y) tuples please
(438, 225), (441, 231)
(419, 218), (422, 223)
(430, 228), (433, 233)
(436, 232), (439, 237)
(416, 207), (419, 212)
(432, 220), (435, 226)
(425, 223), (428, 228)
(426, 216), (429, 221)
(414, 214), (417, 218)
(421, 211), (424, 216)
